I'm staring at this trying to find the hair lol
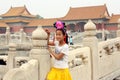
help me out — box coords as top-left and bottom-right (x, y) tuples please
(54, 21), (68, 44)
(56, 29), (68, 44)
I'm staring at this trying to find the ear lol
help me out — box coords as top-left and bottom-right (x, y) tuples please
(64, 35), (66, 38)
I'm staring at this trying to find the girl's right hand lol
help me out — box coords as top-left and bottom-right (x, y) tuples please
(45, 29), (50, 36)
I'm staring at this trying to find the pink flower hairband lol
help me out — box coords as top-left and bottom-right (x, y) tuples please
(54, 21), (65, 29)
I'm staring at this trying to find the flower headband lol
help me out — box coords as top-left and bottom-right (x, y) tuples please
(54, 21), (65, 29)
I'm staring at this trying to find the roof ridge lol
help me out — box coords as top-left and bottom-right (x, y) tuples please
(8, 5), (26, 16)
(10, 5), (26, 9)
(19, 7), (27, 15)
(70, 4), (105, 9)
(112, 14), (120, 16)
(61, 4), (109, 20)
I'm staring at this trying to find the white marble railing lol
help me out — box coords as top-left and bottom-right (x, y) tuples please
(0, 56), (30, 68)
(68, 47), (91, 80)
(98, 37), (120, 57)
(0, 34), (7, 45)
(0, 28), (31, 45)
(3, 59), (38, 80)
(98, 37), (120, 80)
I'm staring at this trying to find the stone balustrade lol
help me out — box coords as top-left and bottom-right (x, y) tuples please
(15, 57), (30, 68)
(0, 27), (31, 45)
(0, 34), (7, 45)
(98, 37), (120, 80)
(0, 56), (30, 68)
(68, 47), (89, 68)
(3, 59), (38, 80)
(69, 47), (91, 80)
(98, 37), (120, 57)
(29, 26), (50, 80)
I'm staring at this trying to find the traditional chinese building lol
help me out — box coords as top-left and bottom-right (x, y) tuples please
(0, 6), (37, 33)
(0, 22), (8, 33)
(61, 4), (110, 32)
(104, 14), (120, 38)
(106, 14), (120, 31)
(0, 4), (119, 36)
(25, 18), (57, 35)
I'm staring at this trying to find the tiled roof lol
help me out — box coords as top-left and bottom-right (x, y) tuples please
(26, 18), (58, 27)
(61, 4), (110, 20)
(109, 14), (120, 23)
(0, 22), (8, 27)
(1, 6), (36, 18)
(0, 19), (31, 23)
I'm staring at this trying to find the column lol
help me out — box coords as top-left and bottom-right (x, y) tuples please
(7, 43), (16, 70)
(5, 26), (10, 45)
(117, 18), (120, 37)
(29, 25), (50, 80)
(20, 28), (26, 43)
(83, 20), (99, 80)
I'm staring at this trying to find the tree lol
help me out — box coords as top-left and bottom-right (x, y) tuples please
(36, 14), (44, 19)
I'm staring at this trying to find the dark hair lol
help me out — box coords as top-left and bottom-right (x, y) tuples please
(54, 21), (68, 44)
(56, 29), (68, 44)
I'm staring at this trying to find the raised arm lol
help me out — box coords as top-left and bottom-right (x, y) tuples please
(45, 29), (55, 46)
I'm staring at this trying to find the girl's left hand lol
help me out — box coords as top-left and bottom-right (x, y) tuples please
(48, 46), (52, 53)
(47, 46), (53, 57)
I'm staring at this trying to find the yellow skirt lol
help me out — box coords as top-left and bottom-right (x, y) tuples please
(47, 67), (72, 80)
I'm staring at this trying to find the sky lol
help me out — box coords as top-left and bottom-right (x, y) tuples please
(0, 0), (119, 18)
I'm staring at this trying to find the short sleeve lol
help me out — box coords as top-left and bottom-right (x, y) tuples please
(61, 45), (69, 55)
(54, 40), (59, 46)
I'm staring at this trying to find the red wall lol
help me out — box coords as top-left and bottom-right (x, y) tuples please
(106, 26), (118, 31)
(11, 26), (23, 32)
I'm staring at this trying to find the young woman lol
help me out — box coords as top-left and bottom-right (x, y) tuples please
(46, 21), (72, 80)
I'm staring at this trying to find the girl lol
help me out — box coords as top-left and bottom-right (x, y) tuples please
(46, 21), (72, 80)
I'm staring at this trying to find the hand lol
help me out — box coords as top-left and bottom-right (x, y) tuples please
(45, 29), (50, 36)
(47, 46), (53, 57)
(48, 46), (52, 53)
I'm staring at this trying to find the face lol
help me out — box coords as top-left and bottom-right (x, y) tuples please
(56, 30), (65, 42)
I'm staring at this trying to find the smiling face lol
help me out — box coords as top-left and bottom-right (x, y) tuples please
(56, 29), (65, 42)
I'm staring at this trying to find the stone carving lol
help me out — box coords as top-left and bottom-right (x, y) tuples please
(15, 57), (29, 67)
(29, 25), (50, 80)
(68, 56), (82, 68)
(104, 46), (112, 55)
(83, 20), (99, 80)
(7, 43), (16, 70)
(20, 28), (27, 43)
(3, 59), (38, 80)
(115, 43), (120, 51)
(5, 27), (10, 45)
(84, 20), (96, 37)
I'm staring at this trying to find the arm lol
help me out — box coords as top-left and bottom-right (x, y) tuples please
(48, 47), (64, 60)
(47, 34), (55, 46)
(45, 29), (55, 46)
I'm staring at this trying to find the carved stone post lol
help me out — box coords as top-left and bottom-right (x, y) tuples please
(83, 20), (99, 80)
(20, 28), (26, 43)
(6, 26), (10, 45)
(7, 43), (16, 70)
(117, 18), (120, 37)
(29, 26), (50, 80)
